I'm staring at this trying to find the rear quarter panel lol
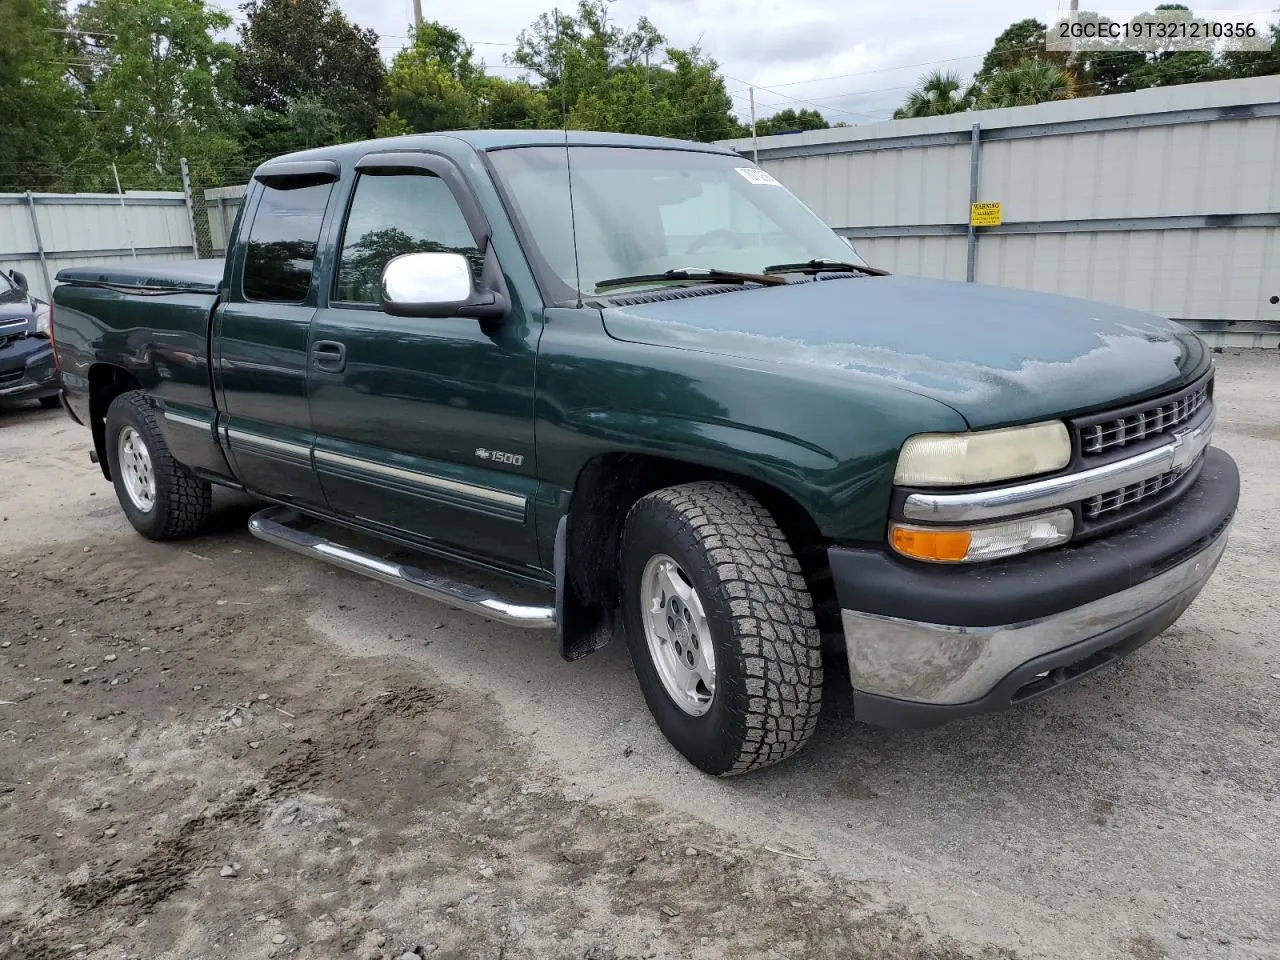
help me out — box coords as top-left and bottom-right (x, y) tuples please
(52, 283), (230, 478)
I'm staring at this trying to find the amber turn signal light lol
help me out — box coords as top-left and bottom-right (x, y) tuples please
(890, 525), (972, 562)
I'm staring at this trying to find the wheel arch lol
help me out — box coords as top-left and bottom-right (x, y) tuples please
(558, 452), (836, 661)
(88, 363), (143, 480)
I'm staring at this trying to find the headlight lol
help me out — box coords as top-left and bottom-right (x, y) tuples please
(33, 306), (51, 337)
(894, 421), (1071, 487)
(890, 509), (1074, 563)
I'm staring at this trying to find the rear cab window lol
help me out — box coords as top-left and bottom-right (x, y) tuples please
(242, 180), (334, 303)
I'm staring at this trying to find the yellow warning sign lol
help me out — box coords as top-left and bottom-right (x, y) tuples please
(970, 201), (1002, 227)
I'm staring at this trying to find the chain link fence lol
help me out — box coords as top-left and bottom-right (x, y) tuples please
(178, 159), (247, 259)
(203, 185), (247, 257)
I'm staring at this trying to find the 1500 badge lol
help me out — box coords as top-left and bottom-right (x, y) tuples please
(475, 447), (524, 466)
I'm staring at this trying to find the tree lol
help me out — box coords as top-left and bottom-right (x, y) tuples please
(76, 0), (239, 186)
(977, 6), (1280, 106)
(507, 1), (738, 141)
(1221, 15), (1280, 79)
(235, 0), (384, 152)
(477, 75), (552, 130)
(755, 108), (829, 136)
(0, 0), (99, 192)
(242, 95), (345, 156)
(382, 22), (551, 134)
(978, 59), (1075, 108)
(384, 39), (480, 132)
(975, 19), (1066, 85)
(894, 70), (974, 118)
(1122, 6), (1226, 88)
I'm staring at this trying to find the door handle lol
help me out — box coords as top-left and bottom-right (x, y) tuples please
(312, 340), (346, 372)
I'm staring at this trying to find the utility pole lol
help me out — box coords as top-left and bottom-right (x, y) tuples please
(749, 86), (758, 164)
(411, 0), (422, 27)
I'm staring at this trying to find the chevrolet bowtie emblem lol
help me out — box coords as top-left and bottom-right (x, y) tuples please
(1169, 428), (1196, 473)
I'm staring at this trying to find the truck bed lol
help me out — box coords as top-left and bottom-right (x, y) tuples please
(53, 259), (226, 450)
(56, 258), (224, 294)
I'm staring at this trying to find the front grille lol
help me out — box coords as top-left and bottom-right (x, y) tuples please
(1077, 378), (1210, 457)
(0, 368), (23, 385)
(1083, 463), (1196, 519)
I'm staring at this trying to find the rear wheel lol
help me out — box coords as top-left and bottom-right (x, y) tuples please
(620, 482), (823, 776)
(104, 391), (212, 540)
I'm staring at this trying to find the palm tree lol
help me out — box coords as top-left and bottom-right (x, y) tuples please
(893, 71), (974, 119)
(978, 59), (1076, 108)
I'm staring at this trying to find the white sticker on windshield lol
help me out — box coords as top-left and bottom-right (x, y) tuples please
(735, 166), (781, 186)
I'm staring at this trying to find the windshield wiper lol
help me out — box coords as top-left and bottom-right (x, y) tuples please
(764, 258), (889, 277)
(594, 267), (789, 292)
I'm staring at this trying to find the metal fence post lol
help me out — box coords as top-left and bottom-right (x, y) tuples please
(23, 192), (52, 298)
(179, 158), (200, 257)
(965, 122), (981, 283)
(112, 162), (137, 259)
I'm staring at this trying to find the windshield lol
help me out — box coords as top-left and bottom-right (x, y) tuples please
(487, 146), (864, 299)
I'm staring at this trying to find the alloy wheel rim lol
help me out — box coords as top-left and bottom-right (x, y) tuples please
(640, 553), (716, 716)
(117, 426), (157, 513)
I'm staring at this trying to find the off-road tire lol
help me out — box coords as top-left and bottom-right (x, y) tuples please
(620, 482), (823, 776)
(39, 395), (61, 410)
(104, 391), (212, 540)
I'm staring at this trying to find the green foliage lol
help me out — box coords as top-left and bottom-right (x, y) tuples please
(235, 0), (385, 154)
(507, 0), (738, 141)
(754, 108), (829, 136)
(242, 96), (346, 158)
(896, 6), (1280, 121)
(76, 0), (238, 187)
(893, 71), (974, 118)
(478, 75), (553, 130)
(975, 18), (1065, 84)
(1221, 17), (1280, 78)
(382, 22), (552, 134)
(0, 0), (99, 191)
(978, 59), (1074, 108)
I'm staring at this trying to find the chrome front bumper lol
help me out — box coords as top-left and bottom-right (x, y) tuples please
(843, 518), (1230, 710)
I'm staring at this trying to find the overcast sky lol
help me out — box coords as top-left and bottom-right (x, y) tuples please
(327, 0), (1269, 124)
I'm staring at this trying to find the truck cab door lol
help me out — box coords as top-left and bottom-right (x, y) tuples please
(306, 153), (542, 571)
(212, 164), (338, 507)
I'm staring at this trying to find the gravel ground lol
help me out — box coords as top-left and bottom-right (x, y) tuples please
(1, 350), (1277, 960)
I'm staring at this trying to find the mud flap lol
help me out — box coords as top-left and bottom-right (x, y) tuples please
(555, 515), (615, 661)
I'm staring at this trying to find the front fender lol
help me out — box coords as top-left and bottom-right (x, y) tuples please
(535, 309), (968, 545)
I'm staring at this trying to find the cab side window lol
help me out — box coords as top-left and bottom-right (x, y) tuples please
(242, 180), (333, 303)
(334, 170), (483, 305)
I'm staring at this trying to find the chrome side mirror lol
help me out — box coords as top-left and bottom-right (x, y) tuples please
(379, 252), (506, 320)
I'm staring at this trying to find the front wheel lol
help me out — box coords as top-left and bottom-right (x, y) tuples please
(39, 395), (61, 410)
(620, 482), (823, 776)
(104, 391), (212, 540)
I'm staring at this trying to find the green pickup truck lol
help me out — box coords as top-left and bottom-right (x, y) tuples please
(51, 131), (1238, 776)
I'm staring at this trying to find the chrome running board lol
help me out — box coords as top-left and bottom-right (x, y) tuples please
(247, 506), (555, 629)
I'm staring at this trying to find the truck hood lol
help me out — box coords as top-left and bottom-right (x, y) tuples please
(601, 275), (1209, 429)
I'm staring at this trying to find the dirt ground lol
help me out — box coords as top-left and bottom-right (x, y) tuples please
(1, 351), (1278, 960)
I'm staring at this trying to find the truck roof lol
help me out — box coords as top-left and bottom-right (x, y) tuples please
(265, 130), (740, 168)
